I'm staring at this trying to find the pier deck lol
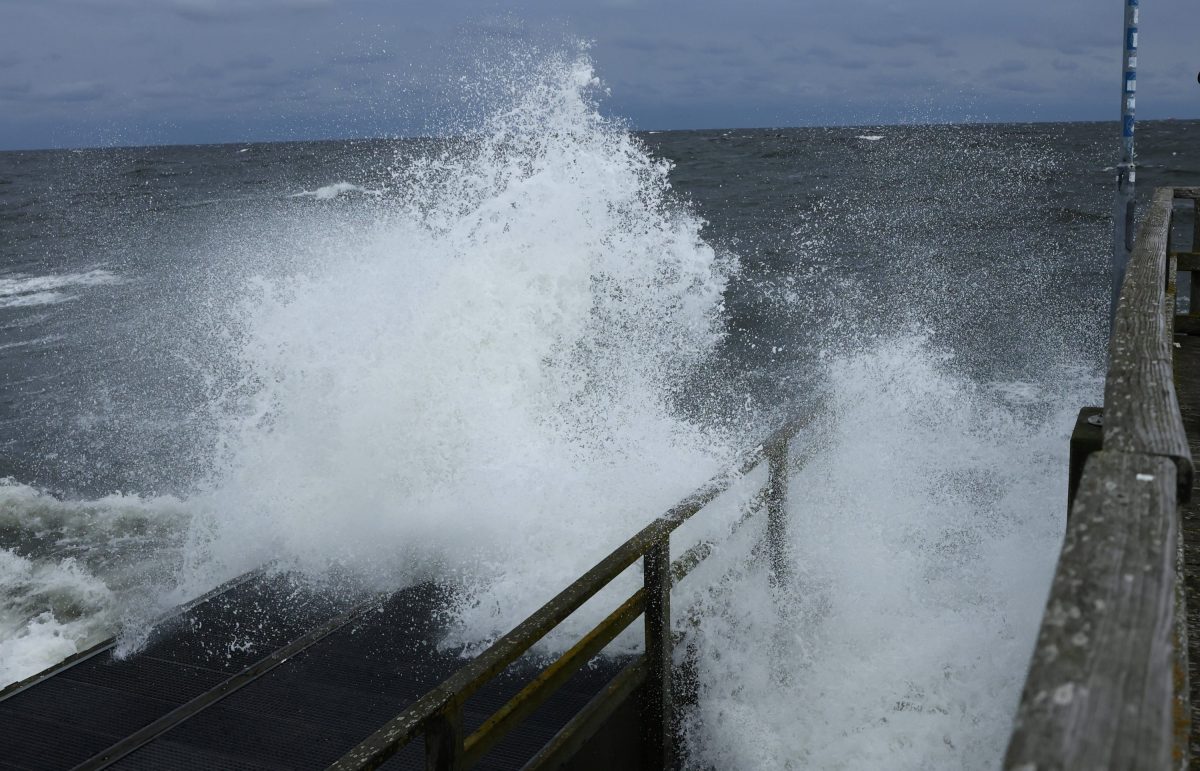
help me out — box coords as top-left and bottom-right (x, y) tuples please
(0, 572), (624, 770)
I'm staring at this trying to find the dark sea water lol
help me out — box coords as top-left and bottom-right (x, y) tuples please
(1, 92), (1197, 768)
(4, 120), (1196, 494)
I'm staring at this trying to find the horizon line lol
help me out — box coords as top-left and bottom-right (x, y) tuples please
(3, 116), (1198, 154)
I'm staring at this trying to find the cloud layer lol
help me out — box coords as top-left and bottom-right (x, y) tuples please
(0, 0), (1196, 149)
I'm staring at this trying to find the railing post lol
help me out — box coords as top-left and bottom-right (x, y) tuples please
(642, 539), (673, 768)
(1192, 199), (1200, 313)
(425, 705), (464, 771)
(1068, 407), (1104, 514)
(766, 436), (790, 586)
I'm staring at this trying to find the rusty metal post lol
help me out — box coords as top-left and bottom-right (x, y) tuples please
(766, 436), (790, 586)
(425, 706), (464, 771)
(642, 540), (673, 768)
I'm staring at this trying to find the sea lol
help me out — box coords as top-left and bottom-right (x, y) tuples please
(1, 52), (1197, 769)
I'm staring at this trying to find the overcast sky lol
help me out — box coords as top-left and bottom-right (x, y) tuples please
(1, 0), (1197, 150)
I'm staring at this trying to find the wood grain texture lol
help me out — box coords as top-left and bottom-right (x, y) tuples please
(1105, 188), (1194, 497)
(1171, 333), (1200, 762)
(1005, 451), (1179, 771)
(1167, 255), (1179, 340)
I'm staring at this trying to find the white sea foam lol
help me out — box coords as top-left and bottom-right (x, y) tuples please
(0, 549), (115, 686)
(856, 135), (885, 141)
(0, 269), (122, 309)
(290, 182), (384, 200)
(0, 292), (72, 309)
(0, 480), (193, 685)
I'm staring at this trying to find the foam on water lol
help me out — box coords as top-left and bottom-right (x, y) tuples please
(0, 480), (191, 683)
(290, 181), (384, 200)
(0, 269), (122, 309)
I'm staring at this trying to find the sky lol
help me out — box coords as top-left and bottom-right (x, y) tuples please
(0, 0), (1197, 150)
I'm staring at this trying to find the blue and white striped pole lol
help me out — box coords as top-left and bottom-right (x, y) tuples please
(1111, 0), (1138, 324)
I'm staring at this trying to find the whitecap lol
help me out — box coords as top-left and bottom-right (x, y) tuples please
(0, 269), (122, 309)
(290, 182), (383, 200)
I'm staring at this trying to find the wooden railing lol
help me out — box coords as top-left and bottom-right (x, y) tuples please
(329, 419), (804, 770)
(1005, 188), (1197, 769)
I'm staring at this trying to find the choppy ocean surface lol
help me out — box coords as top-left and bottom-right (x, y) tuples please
(1, 53), (1197, 769)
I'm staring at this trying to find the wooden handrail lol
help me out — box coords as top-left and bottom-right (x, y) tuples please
(1103, 187), (1193, 494)
(1005, 187), (1195, 769)
(329, 418), (806, 770)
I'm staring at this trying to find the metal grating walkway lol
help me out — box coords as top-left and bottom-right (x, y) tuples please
(0, 572), (626, 770)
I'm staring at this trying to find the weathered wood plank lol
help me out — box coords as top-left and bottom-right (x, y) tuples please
(1105, 187), (1193, 496)
(1170, 333), (1200, 761)
(1167, 254), (1179, 339)
(1005, 451), (1179, 770)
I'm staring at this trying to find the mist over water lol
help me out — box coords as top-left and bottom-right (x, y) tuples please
(0, 45), (1161, 768)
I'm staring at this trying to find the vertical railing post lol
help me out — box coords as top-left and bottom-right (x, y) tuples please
(643, 539), (673, 768)
(766, 436), (790, 587)
(425, 705), (464, 771)
(1191, 199), (1200, 313)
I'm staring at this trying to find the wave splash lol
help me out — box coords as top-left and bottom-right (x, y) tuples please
(4, 49), (735, 678)
(174, 50), (736, 649)
(677, 334), (1093, 770)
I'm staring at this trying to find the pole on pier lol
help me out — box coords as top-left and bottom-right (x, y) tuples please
(1110, 0), (1139, 325)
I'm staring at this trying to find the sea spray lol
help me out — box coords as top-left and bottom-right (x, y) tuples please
(175, 50), (741, 651)
(676, 334), (1097, 770)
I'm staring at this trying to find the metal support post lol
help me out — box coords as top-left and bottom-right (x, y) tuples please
(1110, 0), (1139, 326)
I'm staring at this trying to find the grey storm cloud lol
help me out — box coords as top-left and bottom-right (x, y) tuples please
(0, 0), (1197, 149)
(0, 80), (107, 103)
(169, 0), (334, 23)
